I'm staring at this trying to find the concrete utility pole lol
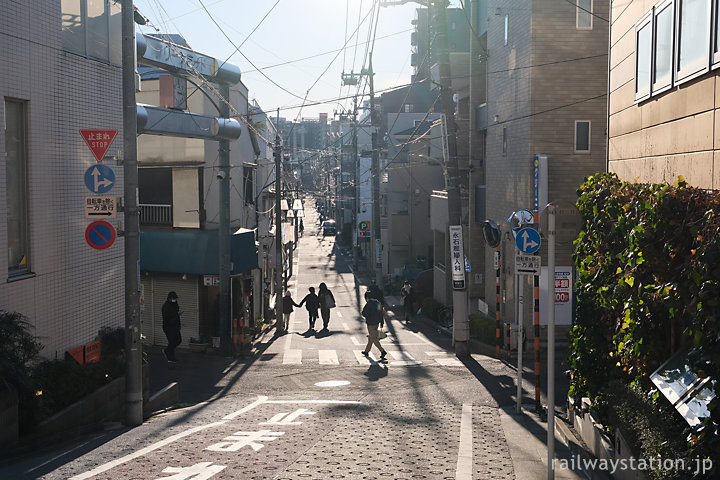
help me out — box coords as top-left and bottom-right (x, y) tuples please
(432, 0), (470, 357)
(274, 110), (284, 332)
(121, 0), (142, 426)
(352, 97), (359, 270)
(368, 55), (383, 288)
(218, 83), (232, 356)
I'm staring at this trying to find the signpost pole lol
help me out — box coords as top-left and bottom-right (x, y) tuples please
(517, 274), (523, 414)
(546, 204), (556, 480)
(121, 0), (142, 427)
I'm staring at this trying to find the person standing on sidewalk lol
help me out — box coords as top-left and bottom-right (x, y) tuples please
(299, 286), (320, 330)
(281, 290), (300, 334)
(361, 291), (387, 361)
(317, 282), (335, 330)
(400, 280), (416, 325)
(161, 291), (182, 363)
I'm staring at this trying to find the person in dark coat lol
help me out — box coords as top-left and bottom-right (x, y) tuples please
(281, 290), (300, 334)
(361, 291), (387, 360)
(161, 291), (182, 362)
(401, 280), (416, 324)
(299, 286), (320, 330)
(317, 282), (335, 330)
(368, 280), (385, 307)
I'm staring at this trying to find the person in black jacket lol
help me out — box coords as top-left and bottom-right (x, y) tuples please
(161, 291), (182, 363)
(281, 290), (300, 334)
(299, 286), (320, 331)
(317, 282), (335, 330)
(361, 291), (387, 360)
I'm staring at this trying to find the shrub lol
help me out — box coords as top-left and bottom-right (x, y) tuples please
(468, 314), (496, 345)
(420, 297), (443, 321)
(571, 173), (719, 471)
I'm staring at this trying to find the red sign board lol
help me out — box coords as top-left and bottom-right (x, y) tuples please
(85, 220), (116, 250)
(80, 129), (118, 162)
(85, 340), (101, 364)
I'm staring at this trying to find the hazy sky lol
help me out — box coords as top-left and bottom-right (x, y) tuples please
(134, 0), (460, 122)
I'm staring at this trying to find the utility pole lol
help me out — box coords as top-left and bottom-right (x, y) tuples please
(274, 109), (284, 333)
(432, 0), (469, 357)
(352, 97), (359, 270)
(121, 0), (142, 426)
(368, 55), (383, 288)
(218, 83), (232, 356)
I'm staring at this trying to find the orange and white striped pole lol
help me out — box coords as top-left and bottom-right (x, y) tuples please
(495, 245), (501, 359)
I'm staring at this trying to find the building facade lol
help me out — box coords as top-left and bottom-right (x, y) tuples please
(608, 0), (720, 189)
(1, 0), (125, 358)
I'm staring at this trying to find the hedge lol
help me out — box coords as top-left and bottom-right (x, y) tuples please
(570, 173), (719, 476)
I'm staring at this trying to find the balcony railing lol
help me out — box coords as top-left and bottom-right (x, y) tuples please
(139, 204), (173, 226)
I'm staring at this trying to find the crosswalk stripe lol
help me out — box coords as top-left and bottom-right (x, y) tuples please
(318, 350), (339, 365)
(434, 357), (464, 366)
(283, 349), (302, 364)
(387, 350), (416, 361)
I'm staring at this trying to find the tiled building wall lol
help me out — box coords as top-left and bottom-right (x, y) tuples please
(0, 1), (125, 359)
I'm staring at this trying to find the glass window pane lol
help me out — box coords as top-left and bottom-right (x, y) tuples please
(636, 23), (652, 96)
(87, 0), (109, 61)
(5, 100), (30, 275)
(578, 0), (592, 28)
(61, 0), (85, 54)
(576, 122), (590, 151)
(678, 0), (708, 71)
(109, 0), (122, 65)
(716, 0), (720, 54)
(655, 6), (674, 86)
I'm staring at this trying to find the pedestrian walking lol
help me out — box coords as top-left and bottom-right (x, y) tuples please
(281, 290), (300, 334)
(299, 286), (320, 330)
(299, 219), (304, 236)
(368, 279), (385, 307)
(317, 282), (335, 330)
(161, 291), (182, 363)
(401, 280), (416, 324)
(361, 291), (388, 360)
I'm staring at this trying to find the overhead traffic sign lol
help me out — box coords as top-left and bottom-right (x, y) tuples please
(79, 129), (117, 162)
(85, 221), (116, 250)
(84, 164), (115, 194)
(516, 227), (541, 254)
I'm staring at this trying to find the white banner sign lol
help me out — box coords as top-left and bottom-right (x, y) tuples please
(449, 225), (465, 290)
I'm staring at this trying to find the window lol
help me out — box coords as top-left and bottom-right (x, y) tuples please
(243, 166), (255, 205)
(675, 0), (711, 83)
(713, 0), (720, 64)
(502, 127), (507, 156)
(504, 15), (509, 45)
(575, 121), (591, 153)
(577, 0), (593, 29)
(61, 0), (121, 64)
(635, 12), (653, 102)
(653, 0), (674, 93)
(5, 99), (31, 277)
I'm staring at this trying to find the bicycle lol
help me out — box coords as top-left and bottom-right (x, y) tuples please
(436, 306), (453, 329)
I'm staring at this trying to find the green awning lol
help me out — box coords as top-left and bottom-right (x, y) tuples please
(140, 229), (258, 275)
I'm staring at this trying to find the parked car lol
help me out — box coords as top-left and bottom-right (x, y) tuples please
(322, 220), (336, 236)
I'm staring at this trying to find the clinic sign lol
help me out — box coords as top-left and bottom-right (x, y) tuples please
(449, 225), (465, 290)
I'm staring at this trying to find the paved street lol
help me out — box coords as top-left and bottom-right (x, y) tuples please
(0, 206), (585, 480)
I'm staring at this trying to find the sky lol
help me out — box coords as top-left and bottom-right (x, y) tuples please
(133, 0), (460, 122)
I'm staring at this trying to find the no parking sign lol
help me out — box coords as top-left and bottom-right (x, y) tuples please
(85, 221), (116, 250)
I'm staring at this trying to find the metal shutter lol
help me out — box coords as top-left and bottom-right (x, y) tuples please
(151, 273), (199, 347)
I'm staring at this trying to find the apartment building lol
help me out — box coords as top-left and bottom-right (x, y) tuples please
(1, 0), (125, 358)
(608, 0), (720, 189)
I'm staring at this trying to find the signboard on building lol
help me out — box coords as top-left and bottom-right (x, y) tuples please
(448, 225), (465, 290)
(203, 275), (220, 286)
(539, 266), (573, 325)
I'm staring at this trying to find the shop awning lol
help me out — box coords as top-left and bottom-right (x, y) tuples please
(140, 229), (258, 275)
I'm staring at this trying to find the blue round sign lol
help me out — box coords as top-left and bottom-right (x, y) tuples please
(84, 164), (115, 194)
(516, 227), (541, 254)
(85, 221), (116, 250)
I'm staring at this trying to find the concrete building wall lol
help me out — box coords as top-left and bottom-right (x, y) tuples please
(608, 0), (720, 189)
(0, 0), (124, 359)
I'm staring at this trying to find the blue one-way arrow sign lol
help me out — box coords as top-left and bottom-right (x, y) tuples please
(516, 227), (541, 254)
(84, 164), (115, 194)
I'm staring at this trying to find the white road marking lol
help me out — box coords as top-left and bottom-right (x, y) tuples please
(410, 330), (436, 346)
(341, 322), (350, 330)
(283, 349), (302, 364)
(387, 350), (416, 361)
(456, 403), (473, 479)
(224, 396), (269, 420)
(350, 335), (364, 346)
(353, 350), (371, 365)
(425, 351), (450, 357)
(336, 311), (343, 318)
(69, 421), (228, 479)
(318, 349), (339, 365)
(435, 357), (464, 367)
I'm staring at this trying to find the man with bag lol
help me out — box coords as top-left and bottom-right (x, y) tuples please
(361, 290), (388, 361)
